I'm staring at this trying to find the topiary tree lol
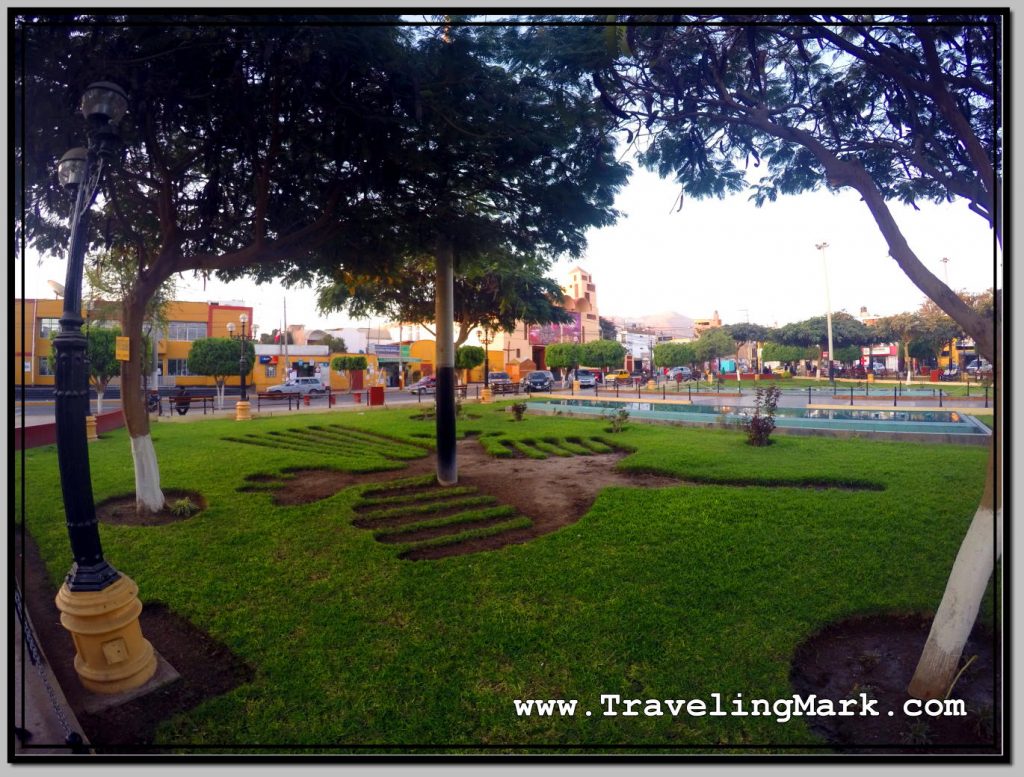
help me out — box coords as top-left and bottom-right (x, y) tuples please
(544, 342), (581, 374)
(85, 325), (121, 414)
(331, 355), (368, 372)
(455, 345), (485, 382)
(580, 339), (627, 372)
(653, 341), (697, 372)
(187, 338), (254, 410)
(693, 328), (737, 371)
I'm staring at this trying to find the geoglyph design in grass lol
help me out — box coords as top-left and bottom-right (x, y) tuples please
(233, 431), (882, 561)
(224, 424), (431, 461)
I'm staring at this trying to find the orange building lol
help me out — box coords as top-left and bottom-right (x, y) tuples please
(14, 298), (254, 389)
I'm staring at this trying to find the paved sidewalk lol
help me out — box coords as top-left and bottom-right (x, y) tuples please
(13, 592), (91, 756)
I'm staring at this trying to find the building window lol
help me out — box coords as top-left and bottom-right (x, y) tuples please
(167, 358), (192, 376)
(38, 356), (54, 376)
(39, 318), (60, 338)
(265, 365), (277, 379)
(166, 321), (207, 341)
(516, 349), (521, 358)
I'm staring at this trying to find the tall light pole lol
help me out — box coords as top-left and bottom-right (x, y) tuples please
(940, 257), (956, 373)
(227, 313), (256, 420)
(52, 81), (158, 694)
(816, 242), (835, 382)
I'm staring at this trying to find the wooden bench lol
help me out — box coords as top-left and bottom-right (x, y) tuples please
(489, 383), (518, 395)
(168, 395), (218, 415)
(256, 391), (302, 411)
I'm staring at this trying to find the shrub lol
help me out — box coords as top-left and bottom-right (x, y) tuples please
(510, 402), (527, 421)
(745, 385), (781, 446)
(169, 497), (199, 517)
(608, 407), (629, 433)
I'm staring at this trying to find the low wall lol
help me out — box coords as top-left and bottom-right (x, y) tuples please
(15, 408), (126, 451)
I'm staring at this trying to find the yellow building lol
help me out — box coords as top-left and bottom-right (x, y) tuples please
(14, 298), (253, 388)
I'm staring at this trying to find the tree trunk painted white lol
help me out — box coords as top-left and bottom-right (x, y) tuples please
(130, 434), (165, 514)
(907, 499), (998, 699)
(96, 388), (105, 415)
(217, 379), (226, 410)
(908, 383), (1001, 699)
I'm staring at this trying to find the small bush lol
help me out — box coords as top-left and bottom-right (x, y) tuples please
(169, 497), (199, 517)
(745, 385), (781, 446)
(608, 407), (629, 433)
(510, 402), (528, 421)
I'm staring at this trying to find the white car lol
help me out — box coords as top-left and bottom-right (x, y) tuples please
(266, 377), (327, 396)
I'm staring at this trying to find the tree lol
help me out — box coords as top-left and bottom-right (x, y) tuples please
(85, 325), (121, 413)
(653, 341), (697, 370)
(590, 14), (1001, 698)
(455, 345), (485, 379)
(331, 355), (367, 372)
(19, 17), (440, 512)
(760, 342), (817, 365)
(544, 342), (581, 373)
(580, 339), (627, 370)
(260, 329), (295, 346)
(316, 251), (575, 350)
(693, 328), (736, 366)
(320, 334), (347, 354)
(872, 312), (928, 382)
(187, 338), (255, 410)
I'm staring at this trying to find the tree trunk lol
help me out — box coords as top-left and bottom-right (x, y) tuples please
(908, 363), (1001, 699)
(217, 378), (226, 410)
(122, 295), (165, 515)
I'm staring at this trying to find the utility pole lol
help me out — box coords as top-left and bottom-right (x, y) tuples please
(816, 242), (834, 381)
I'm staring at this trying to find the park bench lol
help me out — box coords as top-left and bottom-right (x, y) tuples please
(489, 383), (519, 395)
(256, 391), (302, 411)
(168, 395), (218, 415)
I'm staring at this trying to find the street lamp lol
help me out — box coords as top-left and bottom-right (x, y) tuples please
(479, 323), (493, 403)
(52, 81), (158, 694)
(227, 313), (256, 421)
(815, 241), (835, 382)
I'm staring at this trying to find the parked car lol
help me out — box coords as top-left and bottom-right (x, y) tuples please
(266, 376), (327, 395)
(487, 371), (515, 393)
(521, 370), (554, 392)
(666, 366), (694, 382)
(607, 369), (631, 385)
(965, 358), (993, 376)
(868, 361), (887, 373)
(575, 369), (598, 388)
(408, 376), (437, 395)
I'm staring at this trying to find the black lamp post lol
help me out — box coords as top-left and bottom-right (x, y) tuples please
(481, 324), (492, 389)
(227, 313), (255, 402)
(54, 81), (128, 592)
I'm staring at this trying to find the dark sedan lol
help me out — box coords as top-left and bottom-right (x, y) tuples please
(521, 370), (554, 392)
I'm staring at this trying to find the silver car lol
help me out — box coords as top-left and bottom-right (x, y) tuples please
(266, 376), (327, 395)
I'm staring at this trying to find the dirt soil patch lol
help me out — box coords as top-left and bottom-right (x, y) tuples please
(96, 489), (207, 526)
(790, 613), (1000, 753)
(14, 530), (253, 752)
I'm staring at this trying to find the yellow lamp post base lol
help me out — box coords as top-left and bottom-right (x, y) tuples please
(54, 575), (157, 695)
(480, 388), (492, 404)
(86, 415), (98, 442)
(235, 400), (252, 421)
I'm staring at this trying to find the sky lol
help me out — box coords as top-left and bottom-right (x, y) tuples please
(16, 160), (998, 338)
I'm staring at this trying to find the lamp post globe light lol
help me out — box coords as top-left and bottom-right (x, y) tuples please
(227, 313), (256, 421)
(52, 81), (158, 695)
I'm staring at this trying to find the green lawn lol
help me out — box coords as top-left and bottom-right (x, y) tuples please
(16, 404), (991, 752)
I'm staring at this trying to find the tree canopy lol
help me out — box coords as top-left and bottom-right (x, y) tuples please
(775, 313), (874, 350)
(455, 345), (485, 372)
(584, 13), (998, 358)
(544, 342), (581, 370)
(580, 339), (627, 369)
(653, 341), (697, 369)
(317, 252), (575, 349)
(693, 328), (737, 363)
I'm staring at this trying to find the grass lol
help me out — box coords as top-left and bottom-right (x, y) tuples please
(15, 402), (993, 753)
